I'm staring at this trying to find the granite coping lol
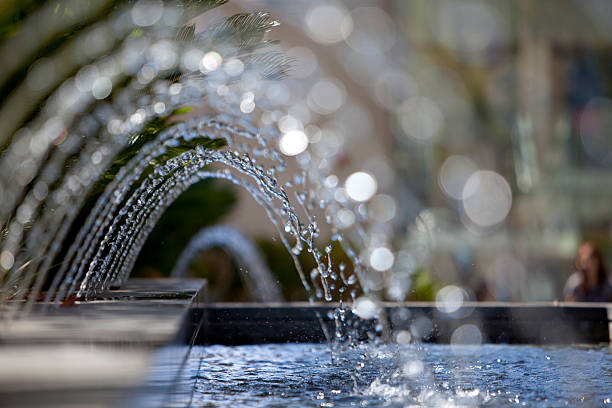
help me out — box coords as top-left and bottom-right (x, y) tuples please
(0, 279), (207, 407)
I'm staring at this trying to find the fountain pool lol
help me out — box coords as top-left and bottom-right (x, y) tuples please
(154, 342), (612, 407)
(126, 302), (612, 408)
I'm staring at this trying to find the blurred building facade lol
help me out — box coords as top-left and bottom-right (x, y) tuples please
(395, 0), (612, 300)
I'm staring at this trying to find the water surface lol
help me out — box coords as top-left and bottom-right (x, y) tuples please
(170, 343), (612, 407)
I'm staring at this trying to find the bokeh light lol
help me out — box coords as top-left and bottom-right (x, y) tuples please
(308, 78), (346, 115)
(304, 4), (353, 45)
(439, 155), (478, 200)
(369, 194), (397, 223)
(462, 170), (512, 228)
(354, 296), (379, 319)
(450, 324), (483, 351)
(369, 247), (394, 271)
(75, 65), (100, 92)
(345, 172), (377, 202)
(0, 250), (14, 270)
(335, 208), (355, 229)
(201, 51), (223, 72)
(131, 0), (164, 27)
(91, 77), (112, 99)
(279, 130), (309, 156)
(395, 330), (412, 344)
(435, 285), (466, 314)
(398, 97), (443, 142)
(224, 58), (244, 77)
(344, 7), (396, 56)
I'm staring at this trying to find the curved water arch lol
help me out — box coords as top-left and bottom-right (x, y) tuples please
(74, 146), (309, 300)
(171, 225), (282, 302)
(0, 2), (373, 325)
(35, 115), (318, 306)
(0, 2), (292, 317)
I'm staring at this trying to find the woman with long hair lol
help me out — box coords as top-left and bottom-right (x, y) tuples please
(564, 241), (612, 302)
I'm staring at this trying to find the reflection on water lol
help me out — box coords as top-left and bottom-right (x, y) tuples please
(161, 343), (612, 407)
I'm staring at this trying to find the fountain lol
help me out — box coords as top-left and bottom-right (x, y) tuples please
(0, 1), (611, 407)
(171, 225), (283, 301)
(0, 1), (365, 404)
(0, 0), (360, 314)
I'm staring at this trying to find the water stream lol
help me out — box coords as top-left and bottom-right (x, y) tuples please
(0, 2), (365, 320)
(171, 225), (283, 301)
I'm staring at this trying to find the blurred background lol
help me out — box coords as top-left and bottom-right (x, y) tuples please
(134, 0), (612, 303)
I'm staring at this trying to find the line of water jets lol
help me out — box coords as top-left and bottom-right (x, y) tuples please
(0, 2), (458, 404)
(0, 1), (376, 326)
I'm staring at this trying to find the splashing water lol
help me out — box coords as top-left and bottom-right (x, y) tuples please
(143, 343), (612, 407)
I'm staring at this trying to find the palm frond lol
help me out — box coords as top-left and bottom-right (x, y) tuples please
(198, 11), (279, 52)
(242, 51), (294, 79)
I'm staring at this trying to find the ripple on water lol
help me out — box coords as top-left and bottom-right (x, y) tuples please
(165, 343), (612, 407)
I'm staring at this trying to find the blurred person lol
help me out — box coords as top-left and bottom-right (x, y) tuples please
(564, 241), (612, 302)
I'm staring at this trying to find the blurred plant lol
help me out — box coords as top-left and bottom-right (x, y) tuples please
(408, 267), (438, 301)
(132, 179), (237, 279)
(257, 238), (314, 301)
(257, 239), (359, 302)
(177, 246), (247, 300)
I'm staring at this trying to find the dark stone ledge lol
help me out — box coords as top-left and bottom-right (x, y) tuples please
(190, 302), (612, 345)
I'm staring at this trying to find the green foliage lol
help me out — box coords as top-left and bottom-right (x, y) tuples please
(256, 239), (357, 301)
(0, 0), (117, 107)
(0, 0), (289, 141)
(177, 0), (229, 18)
(0, 0), (47, 40)
(200, 11), (278, 50)
(409, 267), (438, 301)
(0, 0), (228, 41)
(178, 247), (248, 301)
(257, 239), (312, 301)
(89, 106), (225, 197)
(0, 218), (8, 247)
